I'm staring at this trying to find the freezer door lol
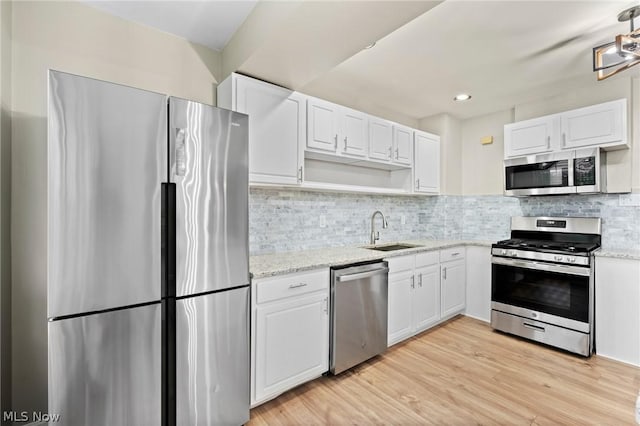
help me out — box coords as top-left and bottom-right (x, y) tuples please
(176, 287), (250, 425)
(48, 303), (162, 426)
(48, 71), (167, 318)
(169, 98), (249, 297)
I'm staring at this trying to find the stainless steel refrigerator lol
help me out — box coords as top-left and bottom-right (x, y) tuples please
(47, 70), (250, 426)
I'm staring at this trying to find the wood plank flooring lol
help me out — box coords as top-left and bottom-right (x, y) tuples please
(249, 316), (640, 425)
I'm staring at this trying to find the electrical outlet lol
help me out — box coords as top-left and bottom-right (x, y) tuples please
(401, 214), (406, 225)
(619, 193), (640, 207)
(319, 215), (326, 228)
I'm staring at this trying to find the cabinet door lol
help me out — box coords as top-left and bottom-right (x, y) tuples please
(441, 259), (466, 319)
(254, 292), (329, 403)
(392, 125), (413, 166)
(561, 99), (626, 149)
(414, 264), (440, 332)
(414, 132), (440, 194)
(504, 116), (557, 158)
(307, 97), (339, 153)
(235, 76), (303, 185)
(387, 270), (414, 346)
(368, 117), (393, 161)
(595, 257), (640, 366)
(341, 108), (368, 158)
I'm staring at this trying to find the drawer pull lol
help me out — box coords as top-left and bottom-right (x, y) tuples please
(523, 322), (545, 332)
(451, 252), (461, 256)
(289, 282), (308, 289)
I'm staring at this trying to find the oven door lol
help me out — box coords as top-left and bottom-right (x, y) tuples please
(491, 256), (591, 331)
(504, 151), (575, 196)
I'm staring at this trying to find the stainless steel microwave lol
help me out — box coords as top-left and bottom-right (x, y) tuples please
(504, 148), (606, 196)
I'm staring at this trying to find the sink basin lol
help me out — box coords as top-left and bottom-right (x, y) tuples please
(366, 243), (422, 252)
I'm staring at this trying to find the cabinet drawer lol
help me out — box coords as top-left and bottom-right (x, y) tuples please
(255, 269), (329, 304)
(440, 247), (465, 263)
(415, 251), (439, 268)
(385, 255), (414, 274)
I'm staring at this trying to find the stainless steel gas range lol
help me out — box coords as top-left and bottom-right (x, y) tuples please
(491, 216), (601, 356)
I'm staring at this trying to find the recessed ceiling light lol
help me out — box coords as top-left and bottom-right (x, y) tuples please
(453, 94), (472, 101)
(363, 42), (376, 50)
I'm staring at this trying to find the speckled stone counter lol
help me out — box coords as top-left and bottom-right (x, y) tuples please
(250, 240), (492, 279)
(595, 249), (640, 261)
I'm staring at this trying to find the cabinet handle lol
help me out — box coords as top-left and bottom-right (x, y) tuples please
(419, 273), (423, 287)
(415, 179), (420, 189)
(334, 134), (338, 149)
(323, 297), (328, 314)
(546, 135), (551, 148)
(388, 146), (392, 159)
(395, 147), (399, 159)
(297, 166), (303, 183)
(289, 282), (307, 289)
(443, 267), (447, 280)
(410, 275), (415, 289)
(451, 252), (460, 256)
(562, 133), (566, 147)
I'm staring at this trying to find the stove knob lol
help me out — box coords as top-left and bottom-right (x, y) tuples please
(501, 249), (507, 255)
(554, 255), (564, 262)
(568, 257), (576, 263)
(509, 250), (518, 257)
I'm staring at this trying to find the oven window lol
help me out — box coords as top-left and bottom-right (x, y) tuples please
(491, 263), (589, 322)
(505, 159), (569, 190)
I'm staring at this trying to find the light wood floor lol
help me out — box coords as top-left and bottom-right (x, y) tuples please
(249, 316), (640, 425)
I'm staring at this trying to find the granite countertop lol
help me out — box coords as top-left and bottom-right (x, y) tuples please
(594, 249), (640, 261)
(250, 239), (492, 279)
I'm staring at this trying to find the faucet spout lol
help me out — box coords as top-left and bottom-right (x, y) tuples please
(370, 210), (388, 245)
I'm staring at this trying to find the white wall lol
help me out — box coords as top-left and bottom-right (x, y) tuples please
(10, 0), (222, 414)
(420, 113), (462, 195)
(0, 0), (11, 418)
(460, 109), (513, 195)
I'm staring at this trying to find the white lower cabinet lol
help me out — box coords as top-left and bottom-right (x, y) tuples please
(595, 256), (640, 367)
(464, 246), (492, 322)
(440, 250), (466, 320)
(251, 268), (330, 406)
(387, 248), (466, 347)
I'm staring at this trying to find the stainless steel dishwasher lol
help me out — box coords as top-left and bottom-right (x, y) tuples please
(330, 261), (388, 374)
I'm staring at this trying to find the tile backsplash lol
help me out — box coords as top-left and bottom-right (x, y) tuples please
(249, 188), (640, 255)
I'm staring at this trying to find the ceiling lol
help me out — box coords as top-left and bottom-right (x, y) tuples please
(85, 0), (258, 51)
(85, 0), (640, 121)
(299, 0), (638, 120)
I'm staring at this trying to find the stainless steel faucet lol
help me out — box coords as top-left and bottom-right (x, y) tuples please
(370, 210), (388, 245)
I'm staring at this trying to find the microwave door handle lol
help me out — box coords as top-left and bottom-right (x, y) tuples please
(568, 152), (575, 188)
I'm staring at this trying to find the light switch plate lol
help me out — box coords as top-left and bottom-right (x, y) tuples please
(319, 214), (327, 228)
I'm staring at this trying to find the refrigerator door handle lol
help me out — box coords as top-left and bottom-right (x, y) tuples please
(175, 128), (186, 177)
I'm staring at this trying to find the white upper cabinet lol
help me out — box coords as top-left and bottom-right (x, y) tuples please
(307, 97), (340, 153)
(341, 107), (368, 157)
(504, 98), (629, 159)
(307, 98), (368, 158)
(504, 115), (558, 158)
(413, 131), (440, 194)
(392, 125), (413, 166)
(217, 73), (304, 186)
(560, 99), (627, 150)
(368, 117), (394, 161)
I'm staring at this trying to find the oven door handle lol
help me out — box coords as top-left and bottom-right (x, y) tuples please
(491, 256), (590, 277)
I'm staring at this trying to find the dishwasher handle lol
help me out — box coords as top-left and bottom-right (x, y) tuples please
(336, 267), (389, 282)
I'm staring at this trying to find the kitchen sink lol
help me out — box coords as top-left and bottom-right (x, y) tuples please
(365, 243), (422, 252)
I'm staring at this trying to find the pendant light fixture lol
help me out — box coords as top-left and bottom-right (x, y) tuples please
(593, 4), (640, 80)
